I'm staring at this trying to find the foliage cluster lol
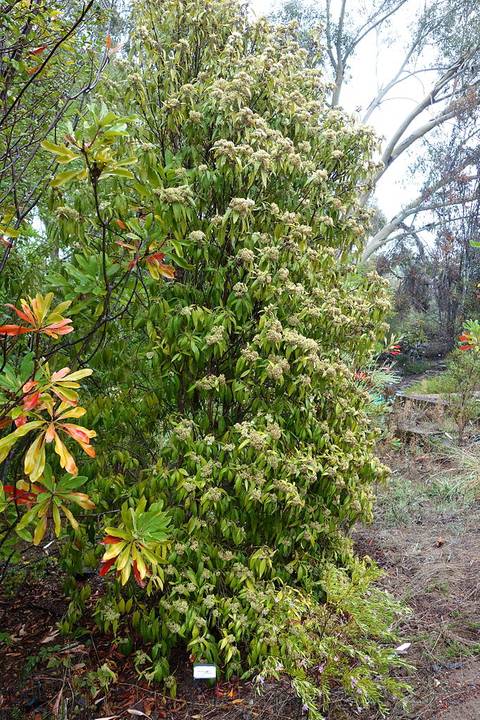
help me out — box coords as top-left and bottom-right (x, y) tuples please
(406, 322), (480, 444)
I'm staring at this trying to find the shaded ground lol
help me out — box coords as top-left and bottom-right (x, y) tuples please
(1, 435), (480, 719)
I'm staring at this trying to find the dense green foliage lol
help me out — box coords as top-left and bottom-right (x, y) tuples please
(0, 1), (411, 715)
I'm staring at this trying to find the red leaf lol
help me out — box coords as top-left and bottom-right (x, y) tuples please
(102, 535), (121, 545)
(99, 558), (115, 576)
(146, 252), (166, 263)
(4, 485), (37, 505)
(23, 391), (41, 411)
(31, 45), (48, 56)
(0, 324), (31, 335)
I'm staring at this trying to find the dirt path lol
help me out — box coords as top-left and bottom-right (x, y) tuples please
(355, 445), (480, 719)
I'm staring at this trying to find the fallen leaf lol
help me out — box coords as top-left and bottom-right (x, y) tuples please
(127, 711), (151, 718)
(143, 698), (155, 715)
(395, 642), (411, 654)
(52, 688), (63, 717)
(41, 629), (60, 643)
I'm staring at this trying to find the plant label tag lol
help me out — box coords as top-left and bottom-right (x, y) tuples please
(193, 663), (217, 680)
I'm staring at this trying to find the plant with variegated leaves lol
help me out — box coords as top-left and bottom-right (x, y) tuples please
(0, 293), (96, 558)
(459, 319), (480, 352)
(0, 293), (73, 338)
(0, 397), (96, 481)
(9, 466), (94, 545)
(100, 498), (171, 589)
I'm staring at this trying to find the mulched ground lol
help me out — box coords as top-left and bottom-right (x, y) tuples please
(0, 566), (305, 720)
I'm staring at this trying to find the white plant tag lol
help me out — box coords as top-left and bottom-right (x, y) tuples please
(193, 663), (217, 679)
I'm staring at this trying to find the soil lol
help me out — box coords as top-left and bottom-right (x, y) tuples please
(1, 440), (479, 719)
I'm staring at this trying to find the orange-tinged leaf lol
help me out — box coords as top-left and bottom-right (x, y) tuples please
(133, 560), (146, 588)
(106, 33), (112, 49)
(50, 367), (71, 381)
(31, 45), (47, 56)
(53, 432), (78, 476)
(43, 318), (74, 338)
(16, 300), (36, 324)
(45, 423), (56, 442)
(133, 550), (147, 579)
(6, 304), (33, 323)
(80, 442), (95, 458)
(61, 423), (96, 443)
(68, 492), (95, 510)
(158, 264), (176, 279)
(116, 240), (136, 250)
(115, 219), (127, 230)
(3, 295), (74, 337)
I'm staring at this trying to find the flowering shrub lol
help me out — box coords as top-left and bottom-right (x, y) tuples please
(1, 0), (411, 716)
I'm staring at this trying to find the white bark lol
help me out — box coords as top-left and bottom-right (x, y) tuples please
(363, 184), (480, 260)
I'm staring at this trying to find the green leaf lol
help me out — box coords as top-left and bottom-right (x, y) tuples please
(53, 504), (62, 537)
(50, 168), (85, 187)
(41, 140), (78, 163)
(59, 475), (88, 492)
(100, 167), (134, 179)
